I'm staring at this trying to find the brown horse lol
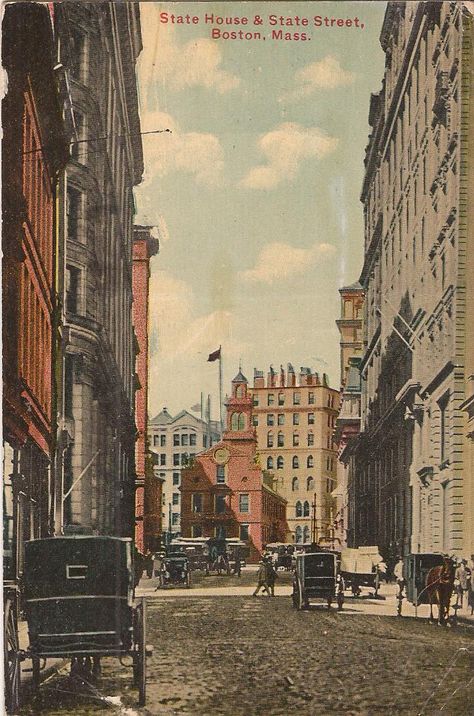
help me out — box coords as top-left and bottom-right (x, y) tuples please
(426, 556), (455, 625)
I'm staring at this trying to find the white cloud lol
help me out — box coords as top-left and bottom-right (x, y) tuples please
(281, 56), (355, 102)
(241, 123), (338, 190)
(239, 241), (336, 285)
(139, 7), (240, 97)
(140, 111), (224, 186)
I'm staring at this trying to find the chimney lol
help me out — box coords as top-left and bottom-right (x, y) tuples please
(254, 368), (265, 389)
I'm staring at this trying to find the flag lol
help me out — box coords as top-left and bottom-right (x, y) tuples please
(207, 347), (221, 362)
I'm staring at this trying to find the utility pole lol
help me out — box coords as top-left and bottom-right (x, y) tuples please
(311, 493), (318, 545)
(168, 502), (172, 546)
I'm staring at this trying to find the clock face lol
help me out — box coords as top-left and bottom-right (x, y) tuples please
(214, 447), (230, 465)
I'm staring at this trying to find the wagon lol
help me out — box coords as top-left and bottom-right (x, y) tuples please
(156, 554), (191, 588)
(402, 553), (445, 606)
(7, 536), (150, 710)
(340, 546), (383, 596)
(292, 552), (344, 610)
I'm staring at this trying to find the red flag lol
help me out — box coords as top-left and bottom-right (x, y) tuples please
(207, 347), (221, 362)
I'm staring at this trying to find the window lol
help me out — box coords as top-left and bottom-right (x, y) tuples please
(295, 526), (302, 543)
(215, 495), (226, 514)
(252, 416), (259, 427)
(277, 456), (284, 470)
(308, 412), (315, 425)
(190, 434), (196, 446)
(173, 434), (180, 447)
(292, 477), (299, 492)
(307, 455), (314, 468)
(231, 412), (245, 430)
(240, 524), (249, 541)
(253, 394), (259, 406)
(307, 433), (314, 447)
(293, 413), (300, 426)
(67, 186), (82, 241)
(308, 392), (315, 405)
(267, 457), (274, 470)
(172, 513), (179, 525)
(69, 29), (86, 81)
(172, 493), (179, 505)
(292, 456), (299, 469)
(439, 393), (449, 464)
(296, 501), (303, 518)
(181, 434), (189, 446)
(267, 432), (274, 448)
(173, 454), (180, 466)
(192, 493), (202, 512)
(277, 414), (285, 426)
(236, 385), (245, 399)
(72, 111), (86, 162)
(293, 392), (301, 405)
(303, 501), (310, 517)
(303, 526), (310, 543)
(268, 394), (274, 406)
(293, 433), (299, 447)
(239, 493), (250, 513)
(267, 414), (275, 426)
(65, 265), (81, 314)
(307, 476), (314, 491)
(161, 435), (166, 447)
(217, 466), (226, 484)
(160, 454), (166, 466)
(173, 472), (180, 486)
(278, 392), (285, 406)
(277, 432), (284, 447)
(192, 525), (203, 537)
(153, 435), (159, 447)
(216, 525), (226, 539)
(64, 354), (74, 419)
(203, 435), (208, 448)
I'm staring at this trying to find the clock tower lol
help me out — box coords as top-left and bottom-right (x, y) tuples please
(224, 369), (254, 440)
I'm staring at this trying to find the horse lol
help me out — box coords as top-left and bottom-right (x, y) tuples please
(425, 556), (456, 625)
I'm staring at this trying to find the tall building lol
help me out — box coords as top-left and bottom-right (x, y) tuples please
(57, 3), (144, 537)
(249, 365), (339, 545)
(148, 408), (220, 538)
(334, 284), (365, 548)
(180, 371), (288, 562)
(2, 3), (69, 580)
(132, 226), (159, 553)
(354, 2), (465, 562)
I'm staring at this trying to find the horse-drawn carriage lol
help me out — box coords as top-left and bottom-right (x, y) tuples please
(340, 546), (383, 596)
(265, 542), (295, 571)
(292, 552), (344, 611)
(4, 536), (150, 712)
(397, 553), (455, 623)
(155, 553), (191, 588)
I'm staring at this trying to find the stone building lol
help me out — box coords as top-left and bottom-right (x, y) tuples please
(2, 3), (69, 580)
(57, 3), (144, 537)
(354, 2), (465, 561)
(180, 372), (288, 562)
(249, 365), (339, 546)
(336, 282), (364, 389)
(148, 408), (220, 539)
(132, 226), (159, 553)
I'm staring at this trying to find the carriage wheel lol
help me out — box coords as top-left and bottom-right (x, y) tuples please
(4, 596), (21, 714)
(297, 582), (306, 611)
(134, 598), (147, 706)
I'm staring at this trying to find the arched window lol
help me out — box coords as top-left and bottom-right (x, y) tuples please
(303, 500), (310, 517)
(295, 526), (303, 544)
(292, 477), (299, 492)
(293, 432), (299, 447)
(277, 431), (284, 447)
(307, 455), (314, 468)
(267, 432), (274, 448)
(303, 526), (310, 543)
(236, 385), (245, 398)
(267, 456), (274, 470)
(295, 501), (302, 518)
(292, 456), (299, 469)
(307, 476), (314, 491)
(277, 456), (284, 470)
(231, 412), (246, 430)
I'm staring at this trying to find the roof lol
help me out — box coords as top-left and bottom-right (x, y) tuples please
(232, 370), (248, 383)
(339, 281), (363, 293)
(149, 408), (173, 425)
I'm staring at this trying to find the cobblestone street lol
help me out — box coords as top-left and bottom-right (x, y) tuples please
(22, 579), (474, 716)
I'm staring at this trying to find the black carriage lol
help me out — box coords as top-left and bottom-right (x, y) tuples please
(292, 552), (344, 611)
(156, 555), (191, 588)
(4, 536), (150, 710)
(403, 553), (445, 605)
(206, 538), (231, 575)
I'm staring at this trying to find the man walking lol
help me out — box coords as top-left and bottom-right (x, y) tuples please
(253, 558), (270, 596)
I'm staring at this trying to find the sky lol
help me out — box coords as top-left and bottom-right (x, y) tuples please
(134, 1), (387, 420)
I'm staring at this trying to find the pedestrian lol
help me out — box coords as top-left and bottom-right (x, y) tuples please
(468, 555), (474, 615)
(252, 558), (270, 596)
(266, 558), (278, 596)
(394, 558), (405, 598)
(455, 559), (471, 608)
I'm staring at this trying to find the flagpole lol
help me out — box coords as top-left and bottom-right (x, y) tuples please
(219, 345), (223, 436)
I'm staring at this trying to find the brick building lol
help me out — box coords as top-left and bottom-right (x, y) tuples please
(180, 371), (288, 562)
(132, 226), (159, 553)
(2, 3), (69, 580)
(249, 365), (339, 546)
